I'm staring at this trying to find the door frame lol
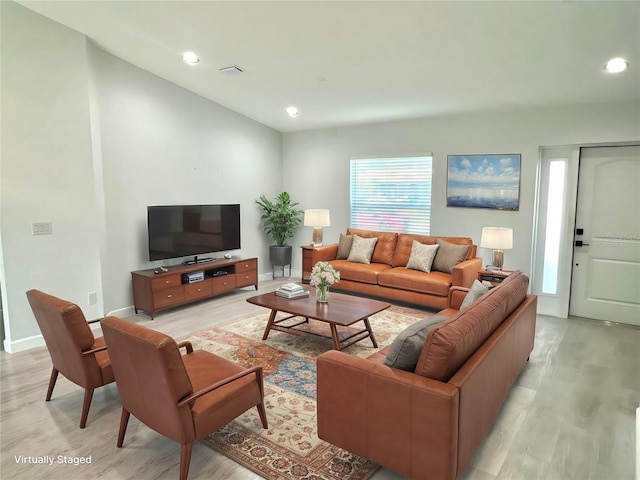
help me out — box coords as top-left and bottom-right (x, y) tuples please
(531, 141), (639, 318)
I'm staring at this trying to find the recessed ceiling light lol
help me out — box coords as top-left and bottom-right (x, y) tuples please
(285, 106), (299, 117)
(604, 57), (628, 73)
(181, 51), (200, 65)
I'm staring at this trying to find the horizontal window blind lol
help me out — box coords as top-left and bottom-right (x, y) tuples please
(350, 156), (433, 234)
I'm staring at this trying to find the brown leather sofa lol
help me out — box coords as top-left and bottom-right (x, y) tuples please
(316, 271), (536, 480)
(308, 228), (482, 309)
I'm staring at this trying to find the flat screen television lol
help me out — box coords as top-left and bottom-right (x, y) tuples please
(147, 204), (241, 263)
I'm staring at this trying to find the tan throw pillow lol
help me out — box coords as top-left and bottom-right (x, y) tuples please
(336, 234), (354, 260)
(384, 316), (445, 371)
(347, 235), (378, 264)
(406, 240), (439, 273)
(432, 239), (470, 274)
(460, 279), (490, 311)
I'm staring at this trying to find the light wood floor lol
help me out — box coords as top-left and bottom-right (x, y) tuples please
(1, 279), (638, 480)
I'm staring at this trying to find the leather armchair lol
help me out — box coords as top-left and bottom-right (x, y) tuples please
(100, 316), (268, 480)
(25, 289), (114, 428)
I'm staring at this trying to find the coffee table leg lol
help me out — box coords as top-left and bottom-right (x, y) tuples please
(262, 309), (278, 340)
(363, 317), (378, 348)
(330, 324), (341, 351)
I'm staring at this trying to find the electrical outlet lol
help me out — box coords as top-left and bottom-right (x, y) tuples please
(88, 292), (97, 305)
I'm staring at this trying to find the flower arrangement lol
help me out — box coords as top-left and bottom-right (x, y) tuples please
(309, 261), (340, 302)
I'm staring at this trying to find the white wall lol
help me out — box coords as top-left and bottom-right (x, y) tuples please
(0, 3), (282, 352)
(283, 103), (640, 275)
(1, 1), (103, 350)
(87, 45), (282, 313)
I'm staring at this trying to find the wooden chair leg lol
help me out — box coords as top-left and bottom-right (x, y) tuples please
(179, 443), (193, 480)
(117, 408), (130, 448)
(257, 402), (268, 429)
(79, 388), (94, 429)
(45, 367), (59, 401)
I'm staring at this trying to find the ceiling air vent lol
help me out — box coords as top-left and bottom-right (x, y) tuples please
(219, 65), (244, 75)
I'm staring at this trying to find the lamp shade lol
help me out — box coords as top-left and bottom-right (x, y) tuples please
(480, 227), (513, 250)
(304, 209), (330, 227)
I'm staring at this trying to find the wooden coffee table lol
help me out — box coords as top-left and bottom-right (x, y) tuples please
(246, 290), (390, 351)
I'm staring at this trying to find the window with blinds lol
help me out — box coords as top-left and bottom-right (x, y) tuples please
(350, 155), (433, 234)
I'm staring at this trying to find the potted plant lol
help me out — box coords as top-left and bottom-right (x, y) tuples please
(256, 192), (303, 274)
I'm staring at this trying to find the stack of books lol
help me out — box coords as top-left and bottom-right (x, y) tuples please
(275, 283), (310, 299)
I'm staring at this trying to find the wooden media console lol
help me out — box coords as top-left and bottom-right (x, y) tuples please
(131, 257), (258, 319)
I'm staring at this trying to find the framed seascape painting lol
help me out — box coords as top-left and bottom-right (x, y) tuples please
(446, 154), (521, 210)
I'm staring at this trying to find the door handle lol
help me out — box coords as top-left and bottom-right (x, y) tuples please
(575, 240), (590, 247)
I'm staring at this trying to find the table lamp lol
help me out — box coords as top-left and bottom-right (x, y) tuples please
(304, 209), (330, 246)
(480, 227), (513, 270)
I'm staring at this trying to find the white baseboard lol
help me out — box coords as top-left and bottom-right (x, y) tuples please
(3, 274), (303, 354)
(4, 316), (107, 354)
(4, 334), (46, 353)
(106, 306), (136, 318)
(636, 407), (640, 480)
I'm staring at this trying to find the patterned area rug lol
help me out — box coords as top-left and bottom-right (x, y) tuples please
(182, 304), (429, 480)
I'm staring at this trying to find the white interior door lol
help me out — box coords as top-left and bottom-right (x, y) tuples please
(569, 145), (640, 326)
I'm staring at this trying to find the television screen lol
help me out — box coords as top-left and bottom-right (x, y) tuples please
(147, 204), (241, 262)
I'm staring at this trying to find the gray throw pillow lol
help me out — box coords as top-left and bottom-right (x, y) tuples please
(336, 234), (354, 260)
(432, 239), (470, 274)
(460, 279), (490, 311)
(406, 240), (439, 273)
(347, 235), (378, 264)
(384, 316), (445, 371)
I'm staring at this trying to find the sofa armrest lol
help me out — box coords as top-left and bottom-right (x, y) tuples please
(448, 286), (469, 310)
(317, 350), (459, 480)
(451, 257), (482, 288)
(311, 243), (339, 262)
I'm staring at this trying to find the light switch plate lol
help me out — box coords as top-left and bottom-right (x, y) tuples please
(32, 221), (53, 235)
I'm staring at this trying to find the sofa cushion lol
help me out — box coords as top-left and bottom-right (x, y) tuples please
(406, 241), (439, 273)
(460, 280), (490, 311)
(392, 234), (437, 267)
(378, 267), (452, 296)
(347, 228), (398, 265)
(336, 234), (354, 260)
(347, 235), (378, 264)
(392, 234), (475, 267)
(432, 238), (470, 274)
(384, 316), (446, 371)
(414, 271), (529, 381)
(329, 260), (391, 285)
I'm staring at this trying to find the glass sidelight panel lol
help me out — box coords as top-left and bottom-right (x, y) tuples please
(542, 160), (566, 294)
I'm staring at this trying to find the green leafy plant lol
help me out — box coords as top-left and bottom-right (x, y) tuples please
(256, 192), (303, 247)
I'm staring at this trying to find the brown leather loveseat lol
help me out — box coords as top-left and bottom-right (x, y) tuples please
(307, 228), (482, 310)
(316, 271), (536, 480)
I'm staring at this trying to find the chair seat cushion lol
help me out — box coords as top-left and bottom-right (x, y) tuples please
(183, 351), (262, 440)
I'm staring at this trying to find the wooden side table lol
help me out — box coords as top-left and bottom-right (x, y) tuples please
(301, 245), (315, 283)
(478, 269), (514, 287)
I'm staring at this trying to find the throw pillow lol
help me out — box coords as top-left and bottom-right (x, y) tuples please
(336, 234), (354, 260)
(384, 316), (445, 371)
(432, 239), (470, 274)
(347, 235), (378, 264)
(405, 240), (439, 273)
(459, 279), (490, 311)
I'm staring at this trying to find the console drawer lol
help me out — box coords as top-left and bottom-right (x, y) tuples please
(236, 271), (258, 288)
(185, 281), (212, 301)
(151, 274), (182, 290)
(212, 275), (236, 293)
(153, 286), (185, 308)
(236, 259), (257, 273)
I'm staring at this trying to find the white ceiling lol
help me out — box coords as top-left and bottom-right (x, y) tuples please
(18, 0), (640, 133)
